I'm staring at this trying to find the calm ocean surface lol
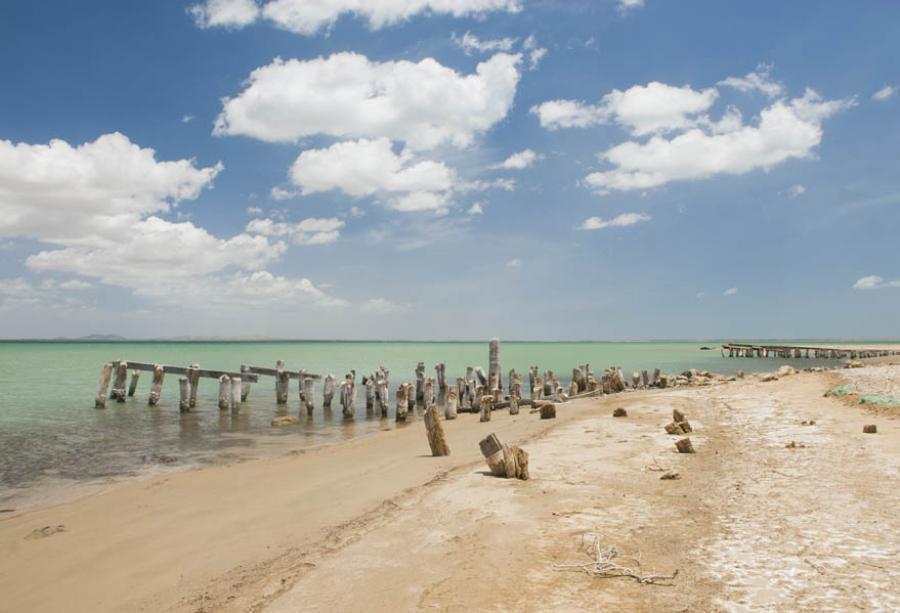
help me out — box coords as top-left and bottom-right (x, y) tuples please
(0, 340), (879, 508)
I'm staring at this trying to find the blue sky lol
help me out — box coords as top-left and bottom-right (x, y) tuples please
(1, 0), (898, 340)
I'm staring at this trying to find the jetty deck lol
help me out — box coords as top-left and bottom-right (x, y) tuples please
(721, 343), (900, 359)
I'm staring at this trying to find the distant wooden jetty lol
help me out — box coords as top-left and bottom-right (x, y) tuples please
(720, 343), (900, 360)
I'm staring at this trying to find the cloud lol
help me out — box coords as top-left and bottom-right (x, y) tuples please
(873, 85), (897, 101)
(584, 89), (855, 193)
(189, 0), (259, 28)
(246, 217), (344, 245)
(270, 186), (297, 200)
(288, 138), (455, 213)
(618, 0), (644, 12)
(0, 132), (222, 242)
(579, 212), (650, 230)
(853, 275), (900, 290)
(453, 31), (517, 54)
(361, 298), (408, 314)
(718, 64), (784, 98)
(457, 177), (516, 192)
(215, 52), (522, 151)
(246, 206), (264, 215)
(723, 287), (738, 296)
(533, 82), (718, 135)
(191, 0), (521, 34)
(495, 148), (543, 170)
(788, 184), (806, 197)
(506, 258), (521, 267)
(59, 279), (93, 290)
(523, 34), (547, 70)
(181, 114), (195, 124)
(468, 202), (484, 215)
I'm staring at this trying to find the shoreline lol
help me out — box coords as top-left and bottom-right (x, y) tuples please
(2, 360), (899, 611)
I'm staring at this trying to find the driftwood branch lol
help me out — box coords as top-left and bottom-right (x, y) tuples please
(555, 533), (678, 585)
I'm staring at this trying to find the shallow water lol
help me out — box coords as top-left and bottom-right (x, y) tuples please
(0, 339), (878, 509)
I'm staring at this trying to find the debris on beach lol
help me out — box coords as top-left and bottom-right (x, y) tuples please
(479, 433), (529, 480)
(613, 407), (627, 417)
(785, 441), (806, 449)
(825, 384), (853, 397)
(863, 424), (878, 434)
(660, 470), (681, 480)
(800, 419), (816, 426)
(271, 415), (300, 426)
(675, 438), (694, 453)
(555, 533), (678, 585)
(845, 360), (864, 369)
(25, 525), (66, 541)
(665, 409), (692, 435)
(536, 401), (556, 419)
(424, 405), (450, 456)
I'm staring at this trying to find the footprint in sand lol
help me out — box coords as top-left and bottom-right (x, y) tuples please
(25, 525), (66, 541)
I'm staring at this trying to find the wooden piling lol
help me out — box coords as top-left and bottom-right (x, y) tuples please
(218, 375), (230, 410)
(424, 405), (450, 456)
(488, 337), (501, 392)
(148, 364), (164, 406)
(405, 382), (416, 412)
(424, 377), (435, 407)
(528, 366), (538, 399)
(415, 362), (426, 408)
(275, 360), (289, 404)
(323, 374), (336, 409)
(435, 363), (447, 395)
(303, 377), (316, 415)
(178, 377), (190, 413)
(230, 377), (242, 411)
(340, 380), (353, 416)
(480, 395), (493, 422)
(188, 363), (200, 408)
(111, 360), (128, 402)
(95, 362), (113, 408)
(127, 370), (140, 397)
(240, 364), (251, 401)
(479, 433), (528, 480)
(377, 379), (389, 418)
(396, 384), (408, 422)
(445, 387), (459, 420)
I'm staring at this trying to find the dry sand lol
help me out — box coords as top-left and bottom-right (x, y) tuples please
(2, 365), (900, 612)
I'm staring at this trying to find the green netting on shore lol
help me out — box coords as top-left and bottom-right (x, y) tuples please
(859, 395), (900, 406)
(825, 385), (854, 397)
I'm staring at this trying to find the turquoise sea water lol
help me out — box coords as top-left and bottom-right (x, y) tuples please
(0, 340), (885, 508)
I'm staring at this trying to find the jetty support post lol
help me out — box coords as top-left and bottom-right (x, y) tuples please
(377, 379), (389, 418)
(275, 360), (289, 404)
(127, 370), (140, 397)
(178, 377), (190, 413)
(303, 377), (316, 415)
(230, 377), (242, 411)
(95, 362), (114, 408)
(322, 374), (336, 410)
(395, 384), (408, 422)
(445, 387), (459, 420)
(488, 337), (501, 392)
(217, 375), (230, 410)
(148, 364), (164, 406)
(110, 360), (128, 403)
(188, 363), (200, 408)
(435, 363), (447, 396)
(240, 364), (251, 401)
(339, 379), (353, 417)
(415, 362), (426, 408)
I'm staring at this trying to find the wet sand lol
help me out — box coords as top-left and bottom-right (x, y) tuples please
(2, 364), (899, 612)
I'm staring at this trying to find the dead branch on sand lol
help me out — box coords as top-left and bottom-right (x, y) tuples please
(554, 533), (679, 585)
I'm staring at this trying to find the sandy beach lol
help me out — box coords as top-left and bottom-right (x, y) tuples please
(2, 363), (900, 612)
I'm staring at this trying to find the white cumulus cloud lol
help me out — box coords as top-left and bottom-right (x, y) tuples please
(453, 31), (517, 54)
(532, 81), (719, 136)
(873, 85), (897, 101)
(853, 275), (900, 290)
(579, 212), (650, 230)
(246, 217), (344, 245)
(191, 0), (521, 34)
(215, 52), (522, 151)
(495, 148), (543, 170)
(718, 64), (784, 98)
(723, 287), (738, 296)
(584, 89), (855, 193)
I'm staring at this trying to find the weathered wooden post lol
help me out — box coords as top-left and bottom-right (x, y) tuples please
(424, 405), (450, 456)
(95, 362), (113, 408)
(479, 433), (529, 480)
(323, 374), (336, 409)
(240, 364), (251, 401)
(456, 377), (468, 410)
(218, 375), (230, 410)
(376, 379), (389, 418)
(632, 371), (641, 389)
(230, 376), (242, 411)
(508, 394), (520, 415)
(480, 395), (493, 422)
(474, 367), (488, 387)
(110, 360), (128, 402)
(364, 376), (375, 411)
(652, 368), (661, 387)
(396, 384), (408, 422)
(542, 371), (554, 397)
(424, 377), (435, 407)
(340, 380), (353, 416)
(488, 337), (501, 392)
(127, 370), (140, 397)
(528, 366), (538, 399)
(275, 361), (289, 404)
(178, 377), (190, 413)
(303, 377), (316, 415)
(445, 387), (458, 420)
(435, 363), (447, 396)
(415, 362), (426, 408)
(188, 363), (200, 408)
(568, 380), (579, 397)
(148, 364), (164, 406)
